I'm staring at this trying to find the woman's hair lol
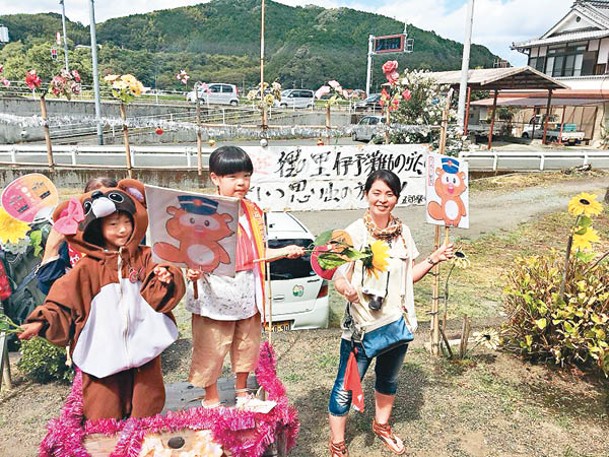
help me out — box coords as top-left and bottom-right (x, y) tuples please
(364, 169), (401, 197)
(208, 146), (253, 176)
(84, 177), (118, 193)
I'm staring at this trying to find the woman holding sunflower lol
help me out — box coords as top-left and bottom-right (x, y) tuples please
(327, 169), (453, 457)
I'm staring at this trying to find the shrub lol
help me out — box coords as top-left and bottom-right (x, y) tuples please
(502, 251), (609, 375)
(17, 337), (73, 383)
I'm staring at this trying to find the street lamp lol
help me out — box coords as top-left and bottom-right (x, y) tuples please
(59, 0), (69, 71)
(457, 0), (475, 130)
(88, 0), (103, 145)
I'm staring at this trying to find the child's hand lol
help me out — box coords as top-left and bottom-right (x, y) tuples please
(283, 245), (305, 259)
(153, 266), (173, 284)
(186, 269), (203, 281)
(18, 322), (43, 340)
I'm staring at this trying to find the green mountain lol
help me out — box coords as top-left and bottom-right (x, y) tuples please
(0, 0), (499, 91)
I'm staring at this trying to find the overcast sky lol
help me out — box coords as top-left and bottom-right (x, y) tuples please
(0, 0), (575, 65)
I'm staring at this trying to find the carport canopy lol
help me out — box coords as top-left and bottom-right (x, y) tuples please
(423, 66), (568, 148)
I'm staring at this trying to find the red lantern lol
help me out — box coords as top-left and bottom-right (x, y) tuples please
(155, 127), (164, 135)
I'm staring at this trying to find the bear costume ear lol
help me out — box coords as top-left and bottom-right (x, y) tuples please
(118, 179), (146, 208)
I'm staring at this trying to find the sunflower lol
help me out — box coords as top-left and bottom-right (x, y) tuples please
(472, 328), (501, 350)
(453, 250), (470, 269)
(0, 208), (30, 244)
(572, 227), (600, 251)
(368, 240), (390, 277)
(567, 192), (603, 217)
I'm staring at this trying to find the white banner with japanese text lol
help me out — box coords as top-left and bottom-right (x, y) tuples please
(248, 144), (428, 211)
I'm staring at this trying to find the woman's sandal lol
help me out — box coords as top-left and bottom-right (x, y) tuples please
(329, 440), (349, 457)
(372, 419), (406, 455)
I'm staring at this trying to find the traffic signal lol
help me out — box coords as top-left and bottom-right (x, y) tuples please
(50, 47), (58, 60)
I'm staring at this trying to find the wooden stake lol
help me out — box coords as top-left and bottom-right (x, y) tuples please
(195, 90), (203, 176)
(325, 105), (331, 144)
(119, 102), (133, 178)
(39, 95), (54, 173)
(430, 225), (441, 356)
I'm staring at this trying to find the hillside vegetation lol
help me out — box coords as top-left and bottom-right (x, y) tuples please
(0, 0), (498, 91)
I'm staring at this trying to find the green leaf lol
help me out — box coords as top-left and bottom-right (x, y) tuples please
(313, 230), (333, 247)
(577, 216), (593, 228)
(29, 230), (43, 257)
(535, 318), (547, 330)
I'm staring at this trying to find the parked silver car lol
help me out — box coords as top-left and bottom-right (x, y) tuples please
(186, 83), (240, 106)
(274, 89), (315, 109)
(351, 115), (385, 142)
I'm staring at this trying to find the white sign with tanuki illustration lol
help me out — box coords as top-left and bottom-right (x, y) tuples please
(425, 153), (469, 229)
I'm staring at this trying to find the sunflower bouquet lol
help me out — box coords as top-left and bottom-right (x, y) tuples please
(309, 230), (390, 280)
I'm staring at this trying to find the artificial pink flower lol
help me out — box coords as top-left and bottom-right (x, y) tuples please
(176, 70), (190, 85)
(379, 88), (390, 107)
(1, 79), (9, 87)
(382, 60), (398, 75)
(25, 70), (42, 90)
(0, 64), (3, 73)
(390, 94), (400, 111)
(71, 70), (81, 83)
(386, 71), (400, 84)
(402, 89), (412, 101)
(315, 85), (331, 99)
(328, 80), (341, 90)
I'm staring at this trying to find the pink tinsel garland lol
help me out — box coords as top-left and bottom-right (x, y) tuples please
(39, 341), (299, 457)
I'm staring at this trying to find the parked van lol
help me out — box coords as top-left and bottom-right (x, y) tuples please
(186, 83), (240, 106)
(274, 89), (315, 109)
(266, 212), (329, 330)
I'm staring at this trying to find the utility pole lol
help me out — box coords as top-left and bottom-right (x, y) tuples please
(457, 0), (475, 130)
(88, 0), (103, 145)
(366, 35), (374, 97)
(59, 0), (69, 71)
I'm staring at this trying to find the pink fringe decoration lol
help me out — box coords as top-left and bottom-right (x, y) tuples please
(39, 342), (300, 457)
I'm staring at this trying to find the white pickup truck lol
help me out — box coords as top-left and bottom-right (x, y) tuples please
(521, 116), (585, 145)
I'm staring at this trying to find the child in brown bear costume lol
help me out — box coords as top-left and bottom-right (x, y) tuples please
(19, 179), (185, 420)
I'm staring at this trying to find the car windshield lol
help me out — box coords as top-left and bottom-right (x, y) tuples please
(267, 238), (314, 280)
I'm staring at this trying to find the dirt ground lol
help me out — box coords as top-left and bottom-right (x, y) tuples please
(1, 172), (608, 457)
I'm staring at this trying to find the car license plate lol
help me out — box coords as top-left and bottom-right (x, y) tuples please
(265, 321), (292, 332)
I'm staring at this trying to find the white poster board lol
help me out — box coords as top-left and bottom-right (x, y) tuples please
(248, 144), (428, 211)
(145, 185), (240, 276)
(425, 153), (469, 229)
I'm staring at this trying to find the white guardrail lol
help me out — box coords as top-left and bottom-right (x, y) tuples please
(1, 145), (609, 172)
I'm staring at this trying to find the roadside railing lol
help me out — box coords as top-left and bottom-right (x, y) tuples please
(459, 149), (609, 172)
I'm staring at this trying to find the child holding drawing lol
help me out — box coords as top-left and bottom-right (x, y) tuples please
(186, 145), (304, 407)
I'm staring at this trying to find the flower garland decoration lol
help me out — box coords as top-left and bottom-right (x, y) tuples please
(380, 60), (411, 113)
(103, 73), (145, 104)
(49, 69), (81, 100)
(176, 69), (190, 85)
(0, 64), (10, 87)
(25, 69), (42, 91)
(38, 342), (299, 457)
(247, 81), (282, 109)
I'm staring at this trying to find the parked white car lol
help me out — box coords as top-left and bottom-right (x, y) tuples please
(274, 89), (315, 109)
(351, 115), (385, 142)
(266, 212), (329, 330)
(186, 83), (240, 106)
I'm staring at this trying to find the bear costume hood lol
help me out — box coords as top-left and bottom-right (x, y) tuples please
(52, 178), (147, 260)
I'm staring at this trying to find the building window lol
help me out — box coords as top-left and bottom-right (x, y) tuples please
(528, 56), (546, 73)
(546, 43), (588, 77)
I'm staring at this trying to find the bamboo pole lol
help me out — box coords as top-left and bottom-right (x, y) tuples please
(195, 86), (203, 176)
(119, 102), (133, 178)
(325, 106), (331, 144)
(260, 0), (268, 134)
(39, 95), (54, 173)
(430, 225), (441, 356)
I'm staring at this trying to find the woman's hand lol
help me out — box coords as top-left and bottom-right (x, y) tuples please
(186, 268), (203, 281)
(429, 242), (454, 264)
(282, 245), (305, 259)
(335, 278), (359, 304)
(153, 266), (173, 284)
(18, 322), (43, 340)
